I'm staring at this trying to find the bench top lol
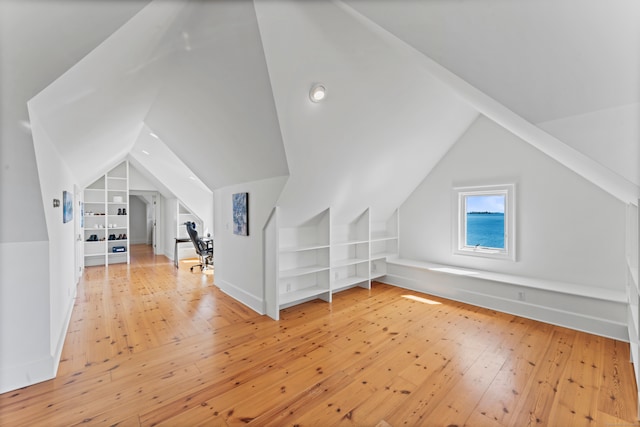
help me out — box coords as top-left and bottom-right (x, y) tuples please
(387, 258), (626, 304)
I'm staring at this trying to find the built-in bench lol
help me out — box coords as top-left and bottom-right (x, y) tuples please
(387, 258), (626, 303)
(382, 258), (628, 341)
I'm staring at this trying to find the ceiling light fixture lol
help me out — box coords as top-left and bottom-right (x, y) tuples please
(142, 150), (150, 155)
(149, 132), (159, 139)
(309, 83), (326, 103)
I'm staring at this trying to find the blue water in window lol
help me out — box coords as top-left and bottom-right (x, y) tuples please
(466, 213), (505, 249)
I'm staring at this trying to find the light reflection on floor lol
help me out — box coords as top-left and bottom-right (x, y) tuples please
(402, 294), (441, 305)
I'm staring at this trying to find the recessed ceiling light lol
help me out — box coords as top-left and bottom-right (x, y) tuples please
(149, 132), (159, 139)
(189, 176), (196, 181)
(142, 150), (150, 155)
(309, 83), (326, 103)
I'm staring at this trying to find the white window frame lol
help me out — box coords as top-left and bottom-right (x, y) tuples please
(453, 184), (516, 261)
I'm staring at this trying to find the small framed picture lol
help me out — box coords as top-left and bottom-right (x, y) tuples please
(232, 192), (248, 236)
(63, 191), (73, 223)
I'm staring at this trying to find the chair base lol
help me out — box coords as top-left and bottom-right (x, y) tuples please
(190, 255), (213, 272)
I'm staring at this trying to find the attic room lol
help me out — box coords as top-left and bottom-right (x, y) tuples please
(0, 0), (639, 425)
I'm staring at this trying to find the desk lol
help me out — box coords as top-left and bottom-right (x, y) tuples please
(174, 237), (192, 268)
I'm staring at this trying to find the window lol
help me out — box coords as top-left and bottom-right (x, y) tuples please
(454, 184), (515, 261)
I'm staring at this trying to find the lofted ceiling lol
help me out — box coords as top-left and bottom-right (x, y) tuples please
(254, 0), (478, 224)
(143, 0), (289, 189)
(5, 0), (639, 225)
(344, 0), (640, 124)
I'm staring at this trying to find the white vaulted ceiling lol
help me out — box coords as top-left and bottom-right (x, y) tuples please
(344, 0), (640, 124)
(143, 0), (289, 189)
(27, 0), (288, 191)
(254, 0), (478, 224)
(6, 0), (639, 215)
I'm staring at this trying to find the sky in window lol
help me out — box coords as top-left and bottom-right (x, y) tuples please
(466, 195), (505, 213)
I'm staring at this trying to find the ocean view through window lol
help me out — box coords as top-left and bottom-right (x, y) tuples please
(454, 184), (515, 261)
(465, 195), (505, 249)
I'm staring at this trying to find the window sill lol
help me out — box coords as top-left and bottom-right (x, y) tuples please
(454, 247), (515, 261)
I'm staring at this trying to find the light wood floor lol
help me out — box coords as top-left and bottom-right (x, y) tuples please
(0, 244), (637, 426)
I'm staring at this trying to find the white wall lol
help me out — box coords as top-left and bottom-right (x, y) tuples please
(214, 176), (288, 313)
(0, 242), (51, 393)
(30, 112), (78, 358)
(0, 111), (79, 393)
(399, 115), (627, 290)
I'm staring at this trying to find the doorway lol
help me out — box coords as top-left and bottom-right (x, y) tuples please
(129, 191), (162, 256)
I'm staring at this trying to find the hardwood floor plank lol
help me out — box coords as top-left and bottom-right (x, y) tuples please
(0, 244), (636, 426)
(547, 331), (604, 426)
(507, 327), (577, 426)
(247, 371), (356, 427)
(598, 338), (638, 421)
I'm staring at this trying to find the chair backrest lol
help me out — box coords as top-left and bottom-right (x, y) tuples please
(185, 221), (208, 256)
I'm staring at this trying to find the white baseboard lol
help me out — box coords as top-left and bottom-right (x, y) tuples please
(0, 355), (57, 394)
(216, 279), (264, 316)
(382, 269), (628, 342)
(51, 285), (77, 376)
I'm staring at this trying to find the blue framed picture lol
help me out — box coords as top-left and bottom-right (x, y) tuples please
(63, 190), (73, 223)
(232, 192), (248, 236)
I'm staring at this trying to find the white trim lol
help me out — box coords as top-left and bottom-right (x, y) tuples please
(0, 355), (57, 394)
(216, 279), (264, 315)
(51, 285), (77, 377)
(383, 260), (628, 341)
(453, 183), (516, 261)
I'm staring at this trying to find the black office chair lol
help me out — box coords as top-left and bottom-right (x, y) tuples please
(185, 221), (213, 272)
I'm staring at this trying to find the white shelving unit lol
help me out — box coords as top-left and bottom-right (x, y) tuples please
(266, 207), (400, 319)
(331, 209), (370, 293)
(626, 201), (640, 418)
(83, 162), (129, 267)
(370, 209), (399, 279)
(278, 209), (331, 309)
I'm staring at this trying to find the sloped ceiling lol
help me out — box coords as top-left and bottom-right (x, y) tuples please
(144, 0), (288, 189)
(28, 0), (289, 193)
(129, 124), (213, 227)
(17, 0), (640, 224)
(0, 0), (150, 243)
(254, 0), (478, 224)
(344, 0), (640, 190)
(28, 0), (187, 187)
(344, 0), (640, 124)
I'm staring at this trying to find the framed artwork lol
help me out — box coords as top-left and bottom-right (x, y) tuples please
(63, 190), (73, 223)
(232, 192), (248, 236)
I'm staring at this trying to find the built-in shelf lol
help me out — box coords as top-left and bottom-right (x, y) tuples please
(280, 265), (330, 279)
(332, 239), (368, 247)
(370, 234), (397, 242)
(280, 243), (330, 253)
(332, 257), (368, 268)
(279, 287), (330, 306)
(83, 161), (129, 267)
(267, 207), (399, 318)
(371, 252), (397, 261)
(332, 276), (369, 292)
(277, 209), (331, 310)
